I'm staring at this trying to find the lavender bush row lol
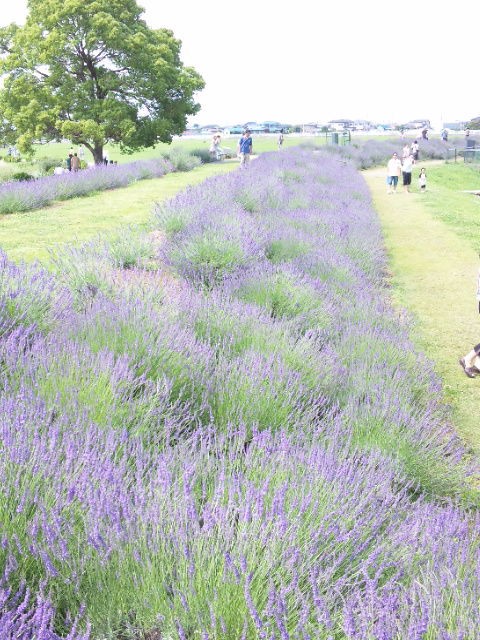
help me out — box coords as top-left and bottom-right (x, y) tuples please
(158, 150), (471, 495)
(0, 148), (479, 637)
(0, 157), (177, 215)
(321, 137), (450, 169)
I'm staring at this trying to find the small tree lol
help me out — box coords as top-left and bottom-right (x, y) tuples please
(0, 0), (205, 164)
(466, 117), (480, 130)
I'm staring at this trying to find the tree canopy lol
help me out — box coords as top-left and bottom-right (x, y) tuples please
(466, 117), (480, 130)
(0, 0), (205, 163)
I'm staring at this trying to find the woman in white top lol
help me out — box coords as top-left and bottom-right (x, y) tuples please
(386, 152), (402, 193)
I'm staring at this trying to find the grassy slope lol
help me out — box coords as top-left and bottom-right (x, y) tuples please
(0, 161), (237, 263)
(364, 161), (480, 449)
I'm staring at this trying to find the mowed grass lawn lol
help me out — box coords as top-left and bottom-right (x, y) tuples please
(365, 161), (480, 449)
(0, 160), (238, 263)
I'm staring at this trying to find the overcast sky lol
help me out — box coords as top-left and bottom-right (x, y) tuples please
(2, 0), (479, 128)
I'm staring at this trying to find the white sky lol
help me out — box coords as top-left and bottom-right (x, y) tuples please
(2, 0), (479, 128)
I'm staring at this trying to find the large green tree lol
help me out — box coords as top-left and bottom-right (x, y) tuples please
(0, 0), (204, 163)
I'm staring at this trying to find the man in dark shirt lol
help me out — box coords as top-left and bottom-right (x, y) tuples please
(237, 130), (253, 167)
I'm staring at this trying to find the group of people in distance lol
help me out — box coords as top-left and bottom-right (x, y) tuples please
(209, 130), (254, 167)
(386, 140), (426, 194)
(209, 128), (284, 168)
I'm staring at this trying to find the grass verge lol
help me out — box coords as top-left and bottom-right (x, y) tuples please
(364, 161), (480, 449)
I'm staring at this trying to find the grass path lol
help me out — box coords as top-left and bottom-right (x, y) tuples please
(364, 163), (480, 449)
(0, 160), (238, 263)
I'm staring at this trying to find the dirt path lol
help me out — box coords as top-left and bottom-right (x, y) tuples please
(364, 162), (480, 449)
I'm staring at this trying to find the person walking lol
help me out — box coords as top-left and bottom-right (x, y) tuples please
(459, 268), (480, 377)
(386, 152), (402, 193)
(402, 142), (410, 159)
(237, 130), (253, 168)
(71, 153), (80, 172)
(278, 129), (284, 149)
(418, 167), (427, 192)
(402, 154), (414, 192)
(66, 153), (73, 172)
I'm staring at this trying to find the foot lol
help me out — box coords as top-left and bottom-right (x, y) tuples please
(459, 358), (476, 378)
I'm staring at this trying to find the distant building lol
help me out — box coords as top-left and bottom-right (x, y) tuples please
(353, 120), (373, 131)
(328, 119), (355, 131)
(301, 123), (323, 134)
(199, 124), (224, 134)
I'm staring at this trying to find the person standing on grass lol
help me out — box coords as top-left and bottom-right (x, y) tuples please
(71, 153), (80, 172)
(66, 153), (73, 172)
(459, 267), (480, 378)
(402, 154), (414, 192)
(237, 130), (253, 168)
(418, 167), (427, 192)
(386, 152), (402, 193)
(402, 142), (410, 159)
(278, 129), (284, 149)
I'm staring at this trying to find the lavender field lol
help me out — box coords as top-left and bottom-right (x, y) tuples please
(1, 147), (479, 639)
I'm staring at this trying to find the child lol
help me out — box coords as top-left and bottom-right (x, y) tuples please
(418, 167), (427, 192)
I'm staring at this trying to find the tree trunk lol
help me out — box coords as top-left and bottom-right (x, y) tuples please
(93, 144), (104, 165)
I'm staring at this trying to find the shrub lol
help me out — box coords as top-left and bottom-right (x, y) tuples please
(11, 172), (35, 182)
(178, 233), (247, 288)
(190, 148), (213, 163)
(106, 228), (155, 270)
(161, 148), (201, 171)
(35, 157), (61, 175)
